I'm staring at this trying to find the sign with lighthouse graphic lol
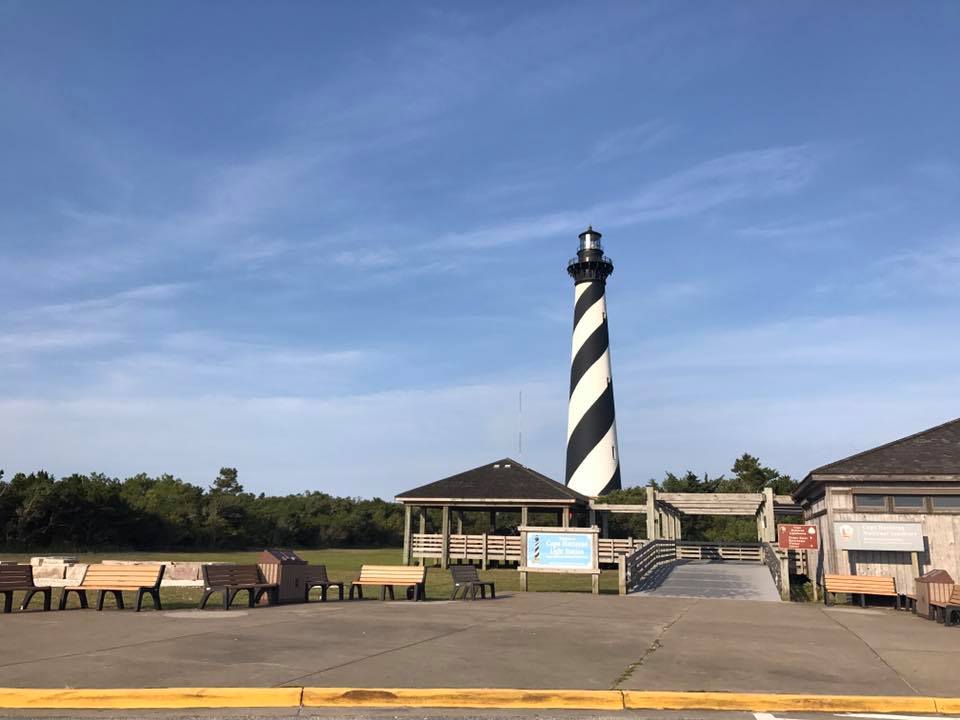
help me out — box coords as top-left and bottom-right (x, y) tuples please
(526, 531), (594, 570)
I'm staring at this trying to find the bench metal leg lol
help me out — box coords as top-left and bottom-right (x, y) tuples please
(225, 589), (235, 610)
(488, 583), (496, 599)
(19, 588), (52, 612)
(1, 591), (11, 614)
(135, 589), (160, 612)
(60, 589), (89, 610)
(199, 590), (214, 609)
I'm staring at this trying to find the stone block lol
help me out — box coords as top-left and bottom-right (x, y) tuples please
(64, 564), (88, 583)
(32, 565), (66, 580)
(166, 562), (201, 581)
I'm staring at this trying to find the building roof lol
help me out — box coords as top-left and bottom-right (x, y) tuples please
(795, 417), (960, 499)
(395, 458), (589, 505)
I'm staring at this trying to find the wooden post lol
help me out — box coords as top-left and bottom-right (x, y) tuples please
(441, 505), (450, 570)
(489, 510), (497, 531)
(520, 571), (528, 591)
(418, 509), (426, 567)
(591, 572), (599, 595)
(646, 486), (657, 540)
(779, 554), (790, 601)
(589, 508), (596, 528)
(520, 505), (529, 528)
(456, 511), (464, 535)
(482, 533), (488, 570)
(910, 551), (921, 589)
(562, 508), (570, 528)
(675, 515), (682, 540)
(402, 504), (412, 566)
(763, 487), (776, 542)
(618, 555), (627, 596)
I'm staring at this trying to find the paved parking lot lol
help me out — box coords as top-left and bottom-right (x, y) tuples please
(0, 592), (956, 696)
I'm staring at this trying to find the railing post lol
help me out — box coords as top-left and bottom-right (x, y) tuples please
(482, 533), (488, 570)
(780, 553), (790, 601)
(618, 555), (627, 596)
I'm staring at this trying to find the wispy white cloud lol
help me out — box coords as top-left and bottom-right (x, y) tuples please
(588, 120), (677, 164)
(434, 145), (821, 249)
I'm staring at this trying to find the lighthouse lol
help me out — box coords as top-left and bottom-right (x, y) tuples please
(565, 226), (621, 496)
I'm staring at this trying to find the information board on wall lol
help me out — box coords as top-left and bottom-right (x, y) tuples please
(777, 524), (819, 550)
(834, 521), (924, 552)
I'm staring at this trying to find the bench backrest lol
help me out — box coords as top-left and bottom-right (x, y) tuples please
(80, 564), (164, 590)
(825, 574), (897, 596)
(305, 565), (330, 584)
(0, 564), (35, 589)
(202, 564), (265, 587)
(450, 564), (480, 584)
(356, 565), (426, 584)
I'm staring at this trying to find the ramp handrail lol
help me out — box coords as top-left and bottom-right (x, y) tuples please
(762, 541), (790, 600)
(618, 540), (677, 594)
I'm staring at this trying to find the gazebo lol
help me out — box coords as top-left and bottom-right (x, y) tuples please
(395, 458), (589, 568)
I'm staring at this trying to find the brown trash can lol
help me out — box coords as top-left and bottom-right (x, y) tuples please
(258, 549), (309, 604)
(915, 569), (954, 619)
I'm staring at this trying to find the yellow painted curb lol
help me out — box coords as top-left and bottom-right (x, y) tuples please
(623, 691), (942, 713)
(0, 687), (958, 713)
(302, 688), (625, 710)
(937, 698), (960, 714)
(0, 687), (302, 710)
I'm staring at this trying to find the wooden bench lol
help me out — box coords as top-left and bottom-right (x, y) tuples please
(350, 565), (426, 601)
(58, 564), (165, 611)
(200, 564), (278, 610)
(930, 584), (960, 626)
(824, 574), (899, 609)
(449, 564), (495, 600)
(0, 564), (52, 613)
(304, 565), (344, 602)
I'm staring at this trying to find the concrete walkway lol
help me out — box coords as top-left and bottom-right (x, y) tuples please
(632, 560), (781, 601)
(0, 592), (957, 695)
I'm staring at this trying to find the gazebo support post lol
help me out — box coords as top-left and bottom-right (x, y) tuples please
(441, 505), (450, 570)
(520, 505), (529, 528)
(562, 508), (570, 528)
(402, 504), (412, 565)
(646, 486), (657, 540)
(763, 487), (776, 542)
(418, 509), (426, 567)
(456, 511), (464, 535)
(589, 508), (596, 528)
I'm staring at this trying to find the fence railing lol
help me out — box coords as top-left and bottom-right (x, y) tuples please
(410, 533), (643, 567)
(675, 541), (763, 562)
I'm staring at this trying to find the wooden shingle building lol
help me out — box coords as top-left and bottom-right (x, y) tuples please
(794, 418), (960, 594)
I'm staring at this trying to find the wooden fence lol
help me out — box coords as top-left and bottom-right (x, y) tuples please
(674, 541), (763, 562)
(410, 533), (643, 567)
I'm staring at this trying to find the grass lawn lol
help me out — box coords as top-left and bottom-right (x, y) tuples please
(0, 548), (620, 610)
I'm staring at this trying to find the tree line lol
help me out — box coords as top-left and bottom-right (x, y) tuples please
(0, 454), (797, 551)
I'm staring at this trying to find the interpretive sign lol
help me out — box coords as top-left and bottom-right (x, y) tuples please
(518, 526), (600, 594)
(777, 524), (819, 550)
(834, 521), (924, 552)
(525, 531), (594, 570)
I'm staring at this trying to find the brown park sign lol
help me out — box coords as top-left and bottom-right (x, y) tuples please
(777, 523), (819, 550)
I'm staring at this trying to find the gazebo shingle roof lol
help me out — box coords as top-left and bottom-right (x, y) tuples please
(396, 458), (588, 504)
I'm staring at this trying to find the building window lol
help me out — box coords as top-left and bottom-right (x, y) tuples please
(892, 495), (925, 512)
(854, 494), (887, 511)
(932, 495), (960, 511)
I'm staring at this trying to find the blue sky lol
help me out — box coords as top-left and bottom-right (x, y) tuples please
(2, 2), (959, 497)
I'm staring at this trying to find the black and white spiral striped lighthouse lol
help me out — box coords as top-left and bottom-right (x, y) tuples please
(565, 226), (621, 497)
